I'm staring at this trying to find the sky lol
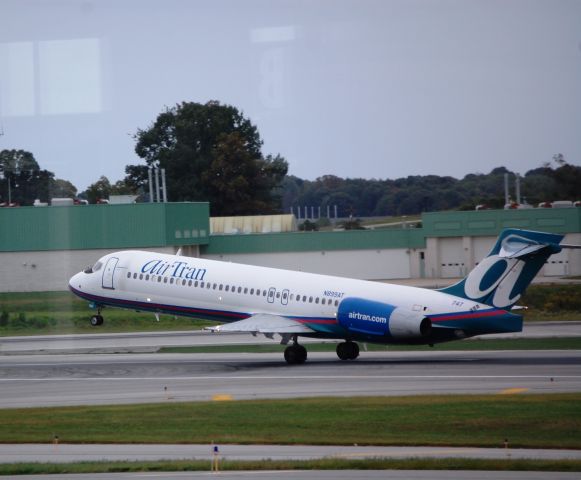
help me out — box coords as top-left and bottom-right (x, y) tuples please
(0, 0), (580, 191)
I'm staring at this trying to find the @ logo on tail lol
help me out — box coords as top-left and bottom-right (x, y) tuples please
(439, 229), (568, 308)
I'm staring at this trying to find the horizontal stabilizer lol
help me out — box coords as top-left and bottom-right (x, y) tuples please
(206, 313), (315, 334)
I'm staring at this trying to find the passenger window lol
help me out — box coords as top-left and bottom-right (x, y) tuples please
(194, 281), (199, 287)
(127, 272), (131, 278)
(309, 296), (313, 303)
(219, 284), (223, 290)
(163, 277), (168, 283)
(302, 295), (307, 302)
(244, 288), (248, 294)
(321, 298), (325, 305)
(145, 274), (149, 281)
(170, 278), (174, 284)
(139, 274), (143, 280)
(188, 280), (192, 286)
(263, 291), (267, 296)
(158, 276), (162, 283)
(334, 300), (339, 306)
(283, 292), (288, 300)
(225, 285), (230, 292)
(276, 292), (280, 299)
(256, 289), (260, 295)
(250, 288), (254, 295)
(182, 279), (187, 286)
(315, 297), (319, 304)
(213, 283), (217, 290)
(238, 287), (242, 293)
(133, 273), (137, 279)
(207, 283), (211, 289)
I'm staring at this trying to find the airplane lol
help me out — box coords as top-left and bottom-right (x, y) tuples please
(68, 228), (579, 364)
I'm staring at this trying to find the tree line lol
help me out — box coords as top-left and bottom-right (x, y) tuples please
(282, 160), (581, 217)
(1, 101), (579, 216)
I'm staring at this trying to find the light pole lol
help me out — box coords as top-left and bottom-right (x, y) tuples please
(1, 169), (19, 206)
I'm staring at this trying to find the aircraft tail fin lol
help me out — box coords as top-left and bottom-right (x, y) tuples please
(438, 229), (564, 309)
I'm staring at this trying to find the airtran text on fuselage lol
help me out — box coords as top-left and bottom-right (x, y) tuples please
(140, 259), (207, 281)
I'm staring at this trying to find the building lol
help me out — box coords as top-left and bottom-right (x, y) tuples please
(0, 203), (579, 292)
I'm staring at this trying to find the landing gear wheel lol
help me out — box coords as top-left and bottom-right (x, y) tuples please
(337, 341), (359, 360)
(284, 344), (307, 365)
(90, 314), (104, 327)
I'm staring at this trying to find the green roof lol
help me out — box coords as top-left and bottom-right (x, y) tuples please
(0, 202), (209, 252)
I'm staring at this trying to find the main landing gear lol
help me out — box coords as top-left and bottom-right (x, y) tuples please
(336, 341), (359, 361)
(284, 338), (307, 365)
(90, 306), (104, 326)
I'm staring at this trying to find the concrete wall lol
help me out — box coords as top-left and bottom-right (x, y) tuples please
(0, 247), (180, 292)
(202, 248), (412, 280)
(422, 233), (581, 278)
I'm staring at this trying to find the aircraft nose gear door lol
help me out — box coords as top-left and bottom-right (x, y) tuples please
(102, 257), (119, 289)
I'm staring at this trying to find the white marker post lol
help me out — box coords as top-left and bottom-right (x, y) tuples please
(211, 443), (220, 472)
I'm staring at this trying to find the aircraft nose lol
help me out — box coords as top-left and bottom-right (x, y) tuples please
(69, 272), (83, 292)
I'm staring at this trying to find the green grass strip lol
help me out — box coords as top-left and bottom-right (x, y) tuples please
(159, 336), (581, 354)
(2, 458), (581, 475)
(1, 394), (580, 449)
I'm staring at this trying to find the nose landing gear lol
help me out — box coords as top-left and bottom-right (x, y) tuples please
(90, 306), (104, 326)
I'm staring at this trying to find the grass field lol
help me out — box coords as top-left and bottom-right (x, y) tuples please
(0, 283), (580, 336)
(1, 394), (580, 449)
(2, 458), (581, 476)
(0, 291), (212, 336)
(159, 336), (581, 354)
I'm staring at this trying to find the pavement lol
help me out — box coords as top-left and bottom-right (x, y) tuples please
(2, 443), (581, 463)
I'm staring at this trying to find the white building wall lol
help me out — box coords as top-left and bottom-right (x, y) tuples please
(202, 248), (412, 280)
(424, 233), (581, 279)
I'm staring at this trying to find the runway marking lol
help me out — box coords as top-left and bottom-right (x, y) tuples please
(0, 375), (580, 382)
(212, 394), (233, 401)
(499, 388), (530, 395)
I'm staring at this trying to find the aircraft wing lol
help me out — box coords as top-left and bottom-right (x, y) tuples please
(207, 313), (315, 334)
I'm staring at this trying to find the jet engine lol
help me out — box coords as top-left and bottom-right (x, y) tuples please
(337, 297), (431, 339)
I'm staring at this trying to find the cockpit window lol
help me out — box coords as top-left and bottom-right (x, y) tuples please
(83, 261), (103, 274)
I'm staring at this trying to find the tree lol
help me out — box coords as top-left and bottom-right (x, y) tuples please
(128, 100), (288, 215)
(84, 176), (112, 204)
(50, 179), (77, 198)
(0, 149), (56, 205)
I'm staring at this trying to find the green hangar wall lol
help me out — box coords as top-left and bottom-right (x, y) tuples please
(0, 204), (579, 291)
(0, 202), (209, 292)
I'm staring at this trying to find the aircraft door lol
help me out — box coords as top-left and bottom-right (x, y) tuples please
(102, 257), (119, 290)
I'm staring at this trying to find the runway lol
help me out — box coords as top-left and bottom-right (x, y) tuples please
(0, 350), (579, 408)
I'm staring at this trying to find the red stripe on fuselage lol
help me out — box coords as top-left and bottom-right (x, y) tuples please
(430, 309), (506, 322)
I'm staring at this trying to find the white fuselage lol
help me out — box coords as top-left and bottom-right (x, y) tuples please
(69, 250), (485, 326)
